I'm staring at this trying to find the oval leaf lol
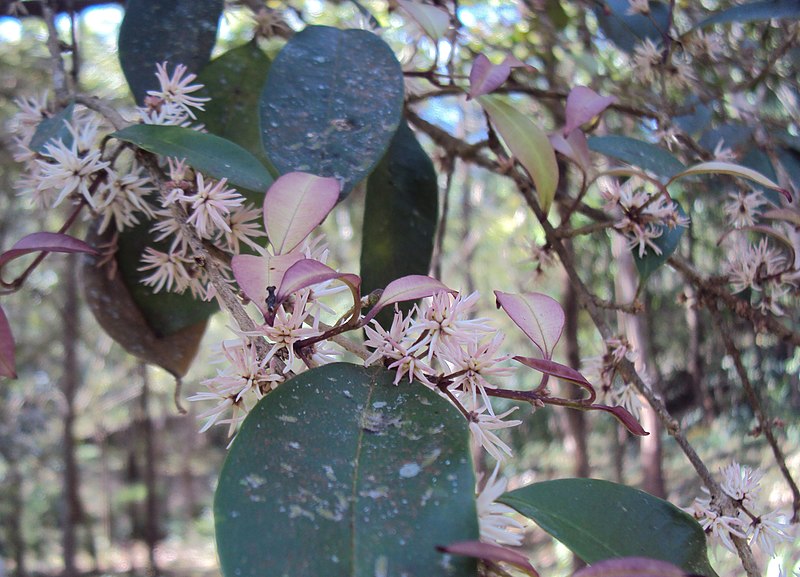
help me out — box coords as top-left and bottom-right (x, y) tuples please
(499, 479), (717, 577)
(215, 363), (479, 577)
(364, 275), (454, 324)
(118, 0), (222, 104)
(693, 0), (800, 30)
(112, 124), (274, 192)
(196, 40), (274, 172)
(467, 54), (511, 100)
(231, 252), (304, 314)
(590, 404), (648, 436)
(588, 135), (686, 180)
(264, 172), (340, 255)
(260, 26), (404, 198)
(494, 291), (564, 359)
(564, 86), (616, 136)
(477, 95), (559, 216)
(397, 0), (450, 40)
(360, 122), (438, 326)
(593, 0), (670, 54)
(0, 232), (98, 271)
(634, 202), (687, 280)
(29, 102), (74, 153)
(513, 356), (595, 403)
(276, 258), (361, 305)
(668, 161), (792, 202)
(0, 306), (16, 379)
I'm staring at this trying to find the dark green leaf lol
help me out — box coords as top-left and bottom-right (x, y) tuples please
(360, 122), (438, 326)
(698, 123), (752, 153)
(196, 41), (275, 174)
(693, 0), (800, 30)
(588, 135), (686, 180)
(112, 125), (274, 192)
(500, 478), (717, 577)
(778, 147), (800, 193)
(741, 148), (781, 204)
(634, 202), (687, 280)
(29, 102), (74, 153)
(215, 363), (478, 577)
(594, 0), (670, 53)
(118, 0), (223, 104)
(260, 26), (404, 198)
(114, 220), (217, 336)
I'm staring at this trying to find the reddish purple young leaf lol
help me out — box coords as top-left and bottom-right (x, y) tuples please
(494, 291), (565, 359)
(436, 541), (538, 576)
(263, 172), (340, 255)
(362, 275), (454, 324)
(563, 86), (616, 137)
(0, 305), (16, 379)
(514, 356), (596, 403)
(0, 232), (98, 270)
(592, 404), (648, 436)
(275, 258), (361, 305)
(550, 130), (592, 172)
(573, 557), (686, 577)
(468, 54), (535, 100)
(231, 252), (304, 314)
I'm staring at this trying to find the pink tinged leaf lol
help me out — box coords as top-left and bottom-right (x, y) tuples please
(494, 291), (565, 359)
(573, 557), (686, 577)
(231, 252), (303, 314)
(668, 161), (792, 203)
(0, 232), (99, 270)
(263, 172), (340, 255)
(762, 208), (800, 227)
(549, 130), (591, 172)
(468, 54), (512, 100)
(275, 258), (361, 305)
(591, 404), (648, 436)
(476, 95), (559, 216)
(0, 305), (17, 379)
(363, 275), (455, 324)
(436, 541), (538, 577)
(513, 356), (596, 403)
(563, 86), (617, 137)
(397, 0), (450, 40)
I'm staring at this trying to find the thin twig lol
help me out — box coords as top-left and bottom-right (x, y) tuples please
(42, 1), (69, 102)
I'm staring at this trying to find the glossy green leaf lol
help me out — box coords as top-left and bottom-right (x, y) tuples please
(118, 0), (222, 104)
(361, 122), (438, 325)
(260, 26), (404, 198)
(594, 0), (670, 54)
(634, 202), (687, 280)
(112, 125), (273, 192)
(215, 363), (478, 577)
(499, 478), (717, 577)
(693, 0), (800, 30)
(477, 95), (558, 215)
(29, 102), (74, 152)
(196, 41), (274, 172)
(588, 135), (686, 180)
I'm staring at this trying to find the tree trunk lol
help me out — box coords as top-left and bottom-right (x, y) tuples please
(60, 256), (82, 577)
(612, 238), (666, 498)
(138, 363), (160, 576)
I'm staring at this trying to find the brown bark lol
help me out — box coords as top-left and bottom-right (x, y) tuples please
(60, 256), (81, 577)
(137, 363), (160, 576)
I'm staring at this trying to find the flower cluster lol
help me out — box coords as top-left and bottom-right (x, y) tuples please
(138, 62), (210, 126)
(724, 238), (797, 316)
(600, 178), (690, 258)
(685, 462), (793, 557)
(582, 336), (644, 419)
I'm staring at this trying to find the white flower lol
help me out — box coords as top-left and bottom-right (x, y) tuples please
(148, 61), (210, 120)
(469, 406), (521, 461)
(723, 191), (766, 229)
(477, 464), (526, 546)
(35, 138), (109, 208)
(185, 174), (244, 238)
(220, 203), (267, 253)
(137, 247), (193, 293)
(720, 461), (762, 504)
(409, 291), (493, 360)
(749, 510), (792, 557)
(632, 38), (662, 84)
(260, 290), (322, 372)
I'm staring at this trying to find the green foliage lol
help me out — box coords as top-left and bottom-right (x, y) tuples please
(259, 26), (405, 198)
(118, 0), (223, 103)
(500, 478), (718, 577)
(112, 125), (274, 192)
(588, 136), (686, 180)
(215, 363), (479, 577)
(693, 0), (800, 29)
(28, 102), (74, 152)
(361, 122), (439, 324)
(634, 202), (687, 281)
(593, 0), (671, 53)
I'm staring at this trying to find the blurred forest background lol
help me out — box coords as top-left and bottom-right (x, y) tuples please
(0, 1), (798, 577)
